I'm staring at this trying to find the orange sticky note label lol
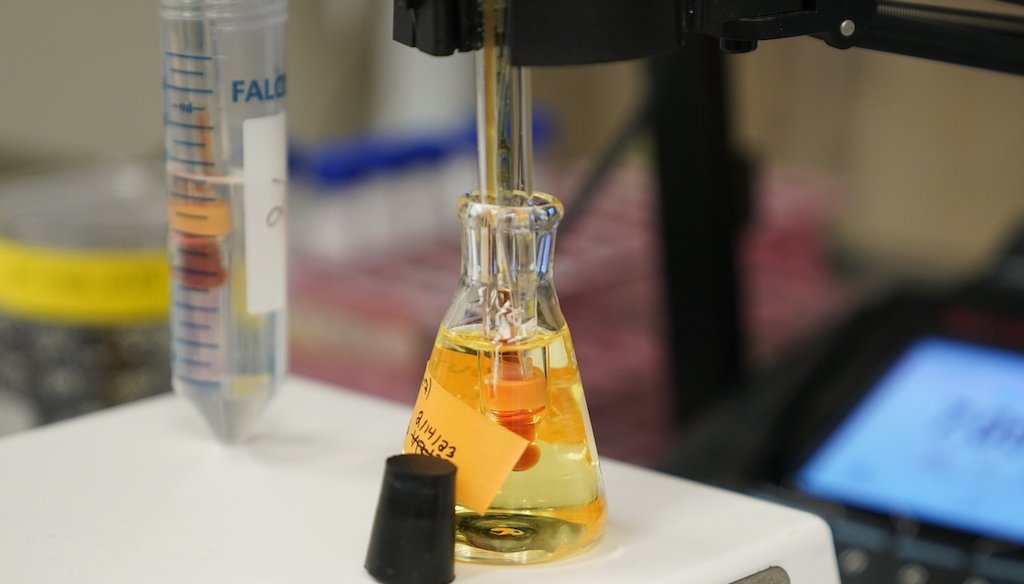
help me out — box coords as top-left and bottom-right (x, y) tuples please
(403, 372), (529, 514)
(168, 199), (232, 236)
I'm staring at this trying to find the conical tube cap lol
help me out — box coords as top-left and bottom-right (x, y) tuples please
(365, 454), (456, 584)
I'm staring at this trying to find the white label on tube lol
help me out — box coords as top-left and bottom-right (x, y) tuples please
(242, 112), (287, 314)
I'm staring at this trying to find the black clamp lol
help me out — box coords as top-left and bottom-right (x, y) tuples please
(393, 0), (684, 66)
(393, 0), (480, 56)
(393, 0), (1024, 77)
(687, 0), (876, 52)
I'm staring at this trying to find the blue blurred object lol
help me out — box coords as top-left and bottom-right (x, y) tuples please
(290, 104), (557, 191)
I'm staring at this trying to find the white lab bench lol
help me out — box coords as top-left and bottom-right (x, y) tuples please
(0, 377), (840, 583)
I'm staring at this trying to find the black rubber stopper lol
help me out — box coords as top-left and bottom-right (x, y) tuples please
(365, 454), (457, 584)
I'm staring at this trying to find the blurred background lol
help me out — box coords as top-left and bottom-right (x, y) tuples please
(0, 0), (1023, 464)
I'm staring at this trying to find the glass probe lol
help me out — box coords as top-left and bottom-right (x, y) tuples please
(476, 0), (545, 470)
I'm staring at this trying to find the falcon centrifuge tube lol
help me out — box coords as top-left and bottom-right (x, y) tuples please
(161, 0), (288, 442)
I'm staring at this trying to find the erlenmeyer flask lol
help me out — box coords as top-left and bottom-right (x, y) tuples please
(424, 190), (606, 564)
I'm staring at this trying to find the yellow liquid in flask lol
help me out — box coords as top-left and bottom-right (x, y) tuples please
(427, 324), (607, 564)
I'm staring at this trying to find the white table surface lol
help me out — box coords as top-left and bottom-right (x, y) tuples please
(0, 377), (839, 583)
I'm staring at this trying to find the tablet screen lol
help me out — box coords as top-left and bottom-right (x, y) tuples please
(795, 336), (1024, 544)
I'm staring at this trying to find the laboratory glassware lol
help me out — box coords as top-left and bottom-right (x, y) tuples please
(407, 0), (606, 564)
(161, 0), (288, 442)
(424, 191), (607, 564)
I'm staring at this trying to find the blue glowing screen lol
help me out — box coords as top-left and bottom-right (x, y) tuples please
(796, 336), (1024, 544)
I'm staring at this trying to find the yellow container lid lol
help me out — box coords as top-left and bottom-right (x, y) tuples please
(0, 163), (170, 326)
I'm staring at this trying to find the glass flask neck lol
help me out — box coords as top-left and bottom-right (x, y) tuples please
(453, 191), (564, 343)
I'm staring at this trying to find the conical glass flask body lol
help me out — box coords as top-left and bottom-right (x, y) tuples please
(425, 191), (606, 564)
